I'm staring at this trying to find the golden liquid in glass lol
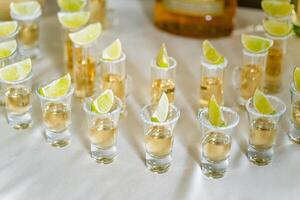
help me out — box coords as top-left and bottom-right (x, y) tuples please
(199, 77), (223, 108)
(151, 78), (175, 104)
(240, 64), (263, 100)
(265, 47), (283, 93)
(5, 87), (31, 115)
(18, 23), (39, 47)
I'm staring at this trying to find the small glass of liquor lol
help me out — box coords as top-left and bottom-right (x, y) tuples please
(150, 57), (176, 104)
(10, 1), (42, 59)
(140, 103), (180, 174)
(199, 57), (227, 109)
(0, 70), (33, 129)
(288, 83), (300, 144)
(83, 94), (122, 164)
(36, 84), (74, 148)
(245, 95), (286, 166)
(233, 49), (267, 106)
(198, 107), (239, 179)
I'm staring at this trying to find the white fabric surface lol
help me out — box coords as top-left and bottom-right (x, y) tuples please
(0, 1), (300, 200)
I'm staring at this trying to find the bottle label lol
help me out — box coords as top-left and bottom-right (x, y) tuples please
(163, 0), (224, 16)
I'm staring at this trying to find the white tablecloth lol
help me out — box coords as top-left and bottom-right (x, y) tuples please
(1, 1), (300, 200)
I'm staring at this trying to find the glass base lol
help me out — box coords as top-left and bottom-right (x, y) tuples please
(7, 112), (32, 130)
(45, 129), (71, 148)
(90, 144), (117, 164)
(201, 158), (228, 179)
(145, 153), (171, 174)
(20, 46), (41, 60)
(288, 123), (300, 144)
(247, 146), (273, 166)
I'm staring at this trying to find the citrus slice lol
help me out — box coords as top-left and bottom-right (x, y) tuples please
(102, 39), (122, 61)
(262, 19), (293, 37)
(0, 21), (18, 38)
(241, 34), (273, 53)
(202, 40), (225, 65)
(10, 1), (41, 17)
(0, 59), (31, 82)
(57, 0), (87, 12)
(151, 92), (169, 122)
(253, 89), (276, 115)
(69, 23), (101, 46)
(0, 40), (17, 59)
(91, 89), (114, 114)
(57, 11), (90, 29)
(294, 67), (300, 91)
(156, 43), (170, 68)
(38, 74), (71, 97)
(261, 0), (293, 18)
(208, 95), (226, 127)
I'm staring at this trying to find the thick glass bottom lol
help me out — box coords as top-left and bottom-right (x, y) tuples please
(288, 123), (300, 144)
(91, 144), (117, 164)
(201, 158), (228, 179)
(7, 111), (33, 130)
(247, 145), (273, 166)
(45, 129), (71, 148)
(146, 153), (171, 174)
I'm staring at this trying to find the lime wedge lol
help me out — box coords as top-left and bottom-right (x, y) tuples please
(151, 92), (169, 122)
(57, 0), (87, 12)
(0, 40), (17, 59)
(38, 74), (71, 97)
(10, 1), (41, 17)
(208, 95), (226, 127)
(0, 21), (18, 38)
(57, 11), (90, 29)
(91, 89), (114, 114)
(241, 34), (273, 53)
(102, 39), (122, 61)
(263, 19), (293, 37)
(262, 0), (293, 18)
(69, 23), (101, 46)
(294, 67), (300, 91)
(202, 40), (225, 65)
(156, 43), (170, 68)
(0, 59), (31, 82)
(253, 89), (276, 115)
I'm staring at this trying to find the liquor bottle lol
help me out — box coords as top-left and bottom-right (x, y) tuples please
(153, 0), (237, 38)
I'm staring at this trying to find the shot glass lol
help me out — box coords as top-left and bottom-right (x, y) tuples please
(288, 83), (300, 144)
(150, 57), (176, 104)
(83, 95), (122, 164)
(10, 1), (42, 59)
(36, 84), (74, 148)
(140, 103), (180, 174)
(245, 95), (286, 166)
(0, 71), (33, 129)
(199, 57), (227, 109)
(198, 107), (239, 179)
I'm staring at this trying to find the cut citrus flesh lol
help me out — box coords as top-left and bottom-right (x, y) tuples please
(151, 92), (169, 122)
(0, 59), (31, 82)
(241, 34), (273, 53)
(57, 11), (90, 29)
(69, 23), (101, 46)
(253, 89), (276, 115)
(202, 40), (225, 65)
(0, 40), (17, 59)
(208, 95), (226, 127)
(102, 38), (122, 61)
(263, 19), (293, 37)
(156, 43), (170, 68)
(262, 0), (294, 18)
(39, 74), (71, 97)
(10, 1), (41, 17)
(57, 0), (87, 12)
(91, 89), (114, 114)
(294, 67), (300, 91)
(0, 21), (18, 38)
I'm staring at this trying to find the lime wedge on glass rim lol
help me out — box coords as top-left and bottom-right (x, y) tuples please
(293, 67), (300, 91)
(0, 58), (31, 82)
(91, 89), (114, 114)
(38, 74), (71, 97)
(262, 19), (293, 37)
(0, 40), (17, 59)
(102, 38), (122, 61)
(261, 0), (294, 18)
(69, 23), (101, 46)
(57, 11), (90, 29)
(57, 0), (87, 12)
(156, 43), (170, 68)
(151, 92), (169, 123)
(202, 40), (225, 65)
(253, 89), (276, 115)
(0, 21), (18, 38)
(208, 95), (226, 127)
(241, 34), (273, 53)
(10, 1), (41, 17)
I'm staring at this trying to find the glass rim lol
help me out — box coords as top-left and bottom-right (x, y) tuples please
(200, 56), (228, 69)
(36, 83), (74, 101)
(242, 49), (269, 57)
(99, 53), (126, 64)
(245, 95), (286, 118)
(0, 70), (33, 85)
(198, 107), (240, 130)
(150, 57), (177, 71)
(140, 103), (180, 126)
(265, 32), (291, 40)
